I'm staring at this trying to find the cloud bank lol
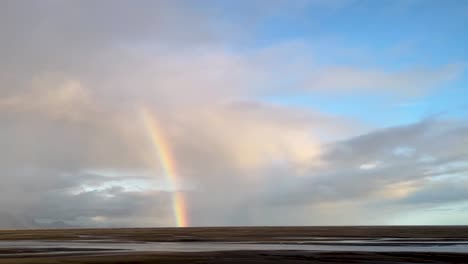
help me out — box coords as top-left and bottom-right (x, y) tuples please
(0, 0), (466, 227)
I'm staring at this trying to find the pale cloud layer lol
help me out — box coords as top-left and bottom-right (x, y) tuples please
(0, 0), (466, 227)
(304, 64), (463, 95)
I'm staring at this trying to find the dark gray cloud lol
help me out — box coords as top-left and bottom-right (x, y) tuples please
(401, 179), (468, 205)
(262, 118), (468, 207)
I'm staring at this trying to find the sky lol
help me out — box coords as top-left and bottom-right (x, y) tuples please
(0, 0), (467, 228)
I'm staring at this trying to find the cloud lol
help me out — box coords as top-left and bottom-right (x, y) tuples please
(0, 69), (350, 227)
(401, 179), (468, 205)
(0, 0), (466, 227)
(1, 95), (466, 227)
(303, 64), (463, 95)
(1, 1), (461, 100)
(248, 117), (468, 223)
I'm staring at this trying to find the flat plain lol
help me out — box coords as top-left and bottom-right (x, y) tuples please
(1, 226), (468, 263)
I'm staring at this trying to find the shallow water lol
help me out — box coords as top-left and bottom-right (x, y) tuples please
(1, 238), (468, 254)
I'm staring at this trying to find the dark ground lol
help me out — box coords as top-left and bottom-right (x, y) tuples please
(2, 226), (468, 242)
(1, 251), (468, 264)
(1, 226), (467, 263)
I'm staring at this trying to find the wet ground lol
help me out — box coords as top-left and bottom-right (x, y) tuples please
(0, 226), (467, 263)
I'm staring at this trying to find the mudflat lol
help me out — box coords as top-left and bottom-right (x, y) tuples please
(0, 226), (467, 263)
(1, 251), (468, 264)
(1, 226), (468, 242)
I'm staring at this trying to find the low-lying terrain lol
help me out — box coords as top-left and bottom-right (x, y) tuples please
(0, 226), (467, 263)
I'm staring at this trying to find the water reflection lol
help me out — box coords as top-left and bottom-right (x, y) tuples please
(1, 238), (468, 255)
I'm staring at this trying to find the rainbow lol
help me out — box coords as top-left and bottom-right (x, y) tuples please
(140, 107), (188, 227)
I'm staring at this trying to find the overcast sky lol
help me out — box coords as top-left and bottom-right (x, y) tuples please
(1, 0), (467, 228)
